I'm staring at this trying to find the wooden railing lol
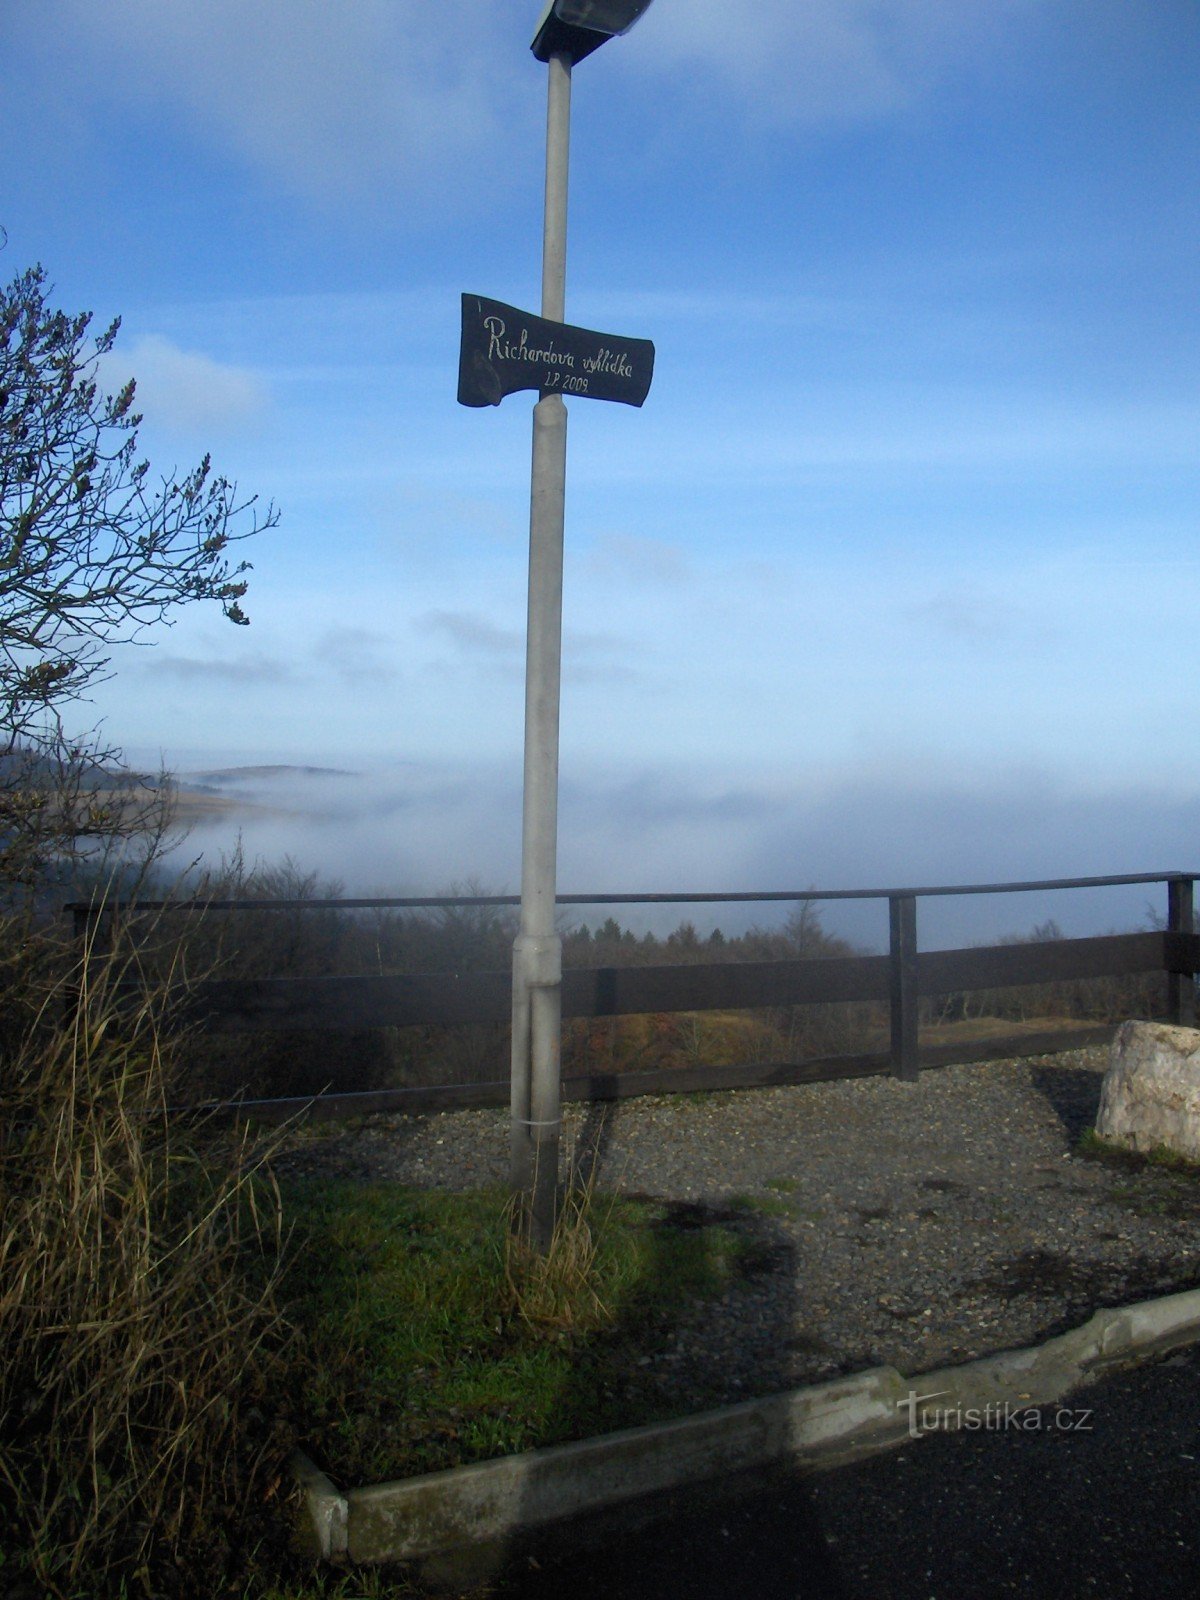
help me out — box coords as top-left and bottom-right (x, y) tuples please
(66, 872), (1200, 1118)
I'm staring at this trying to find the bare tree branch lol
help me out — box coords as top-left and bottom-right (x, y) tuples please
(0, 265), (279, 889)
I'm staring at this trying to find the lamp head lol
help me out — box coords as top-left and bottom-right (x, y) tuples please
(532, 0), (654, 64)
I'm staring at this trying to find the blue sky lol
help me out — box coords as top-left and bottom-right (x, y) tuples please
(2, 0), (1198, 937)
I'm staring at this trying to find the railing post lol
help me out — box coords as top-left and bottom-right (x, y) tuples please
(64, 903), (98, 1031)
(1167, 876), (1196, 1027)
(67, 903), (106, 961)
(889, 894), (919, 1082)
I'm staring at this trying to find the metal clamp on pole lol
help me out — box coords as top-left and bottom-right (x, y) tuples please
(513, 932), (563, 989)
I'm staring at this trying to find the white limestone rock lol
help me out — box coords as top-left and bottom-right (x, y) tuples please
(1096, 1020), (1200, 1161)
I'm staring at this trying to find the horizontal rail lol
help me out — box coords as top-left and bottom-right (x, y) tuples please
(188, 1023), (1121, 1124)
(188, 951), (893, 1033)
(919, 931), (1169, 994)
(63, 870), (1200, 917)
(183, 931), (1186, 1036)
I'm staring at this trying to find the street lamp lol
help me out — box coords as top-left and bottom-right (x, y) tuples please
(531, 0), (655, 64)
(512, 0), (654, 1249)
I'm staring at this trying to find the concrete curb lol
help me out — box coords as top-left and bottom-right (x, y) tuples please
(292, 1285), (1200, 1567)
(291, 1448), (347, 1561)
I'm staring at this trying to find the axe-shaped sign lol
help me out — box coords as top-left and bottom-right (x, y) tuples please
(458, 294), (654, 409)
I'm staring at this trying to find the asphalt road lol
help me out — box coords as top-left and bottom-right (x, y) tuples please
(485, 1345), (1200, 1600)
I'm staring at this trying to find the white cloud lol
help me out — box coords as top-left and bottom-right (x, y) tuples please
(98, 335), (270, 438)
(11, 0), (1054, 218)
(313, 628), (400, 686)
(150, 651), (294, 686)
(901, 586), (1043, 646)
(47, 0), (523, 208)
(419, 610), (524, 658)
(584, 533), (692, 586)
(634, 0), (1045, 126)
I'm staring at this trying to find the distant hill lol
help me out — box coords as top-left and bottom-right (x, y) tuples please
(0, 751), (361, 840)
(0, 747), (172, 793)
(0, 747), (107, 787)
(189, 765), (356, 788)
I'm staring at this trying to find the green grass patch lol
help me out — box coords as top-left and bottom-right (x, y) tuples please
(1075, 1127), (1200, 1220)
(277, 1179), (744, 1487)
(764, 1176), (800, 1194)
(1077, 1127), (1200, 1173)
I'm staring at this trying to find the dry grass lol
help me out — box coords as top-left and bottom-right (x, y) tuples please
(502, 1165), (615, 1335)
(0, 908), (295, 1597)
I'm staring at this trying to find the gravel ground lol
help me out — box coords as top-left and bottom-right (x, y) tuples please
(272, 1047), (1200, 1407)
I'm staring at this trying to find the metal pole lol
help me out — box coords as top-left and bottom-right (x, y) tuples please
(511, 49), (572, 1248)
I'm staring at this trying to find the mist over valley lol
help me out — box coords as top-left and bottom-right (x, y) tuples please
(155, 756), (1200, 952)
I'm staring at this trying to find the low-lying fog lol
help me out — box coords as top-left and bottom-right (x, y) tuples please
(154, 757), (1200, 953)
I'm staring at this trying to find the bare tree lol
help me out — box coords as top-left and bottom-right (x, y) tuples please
(0, 264), (278, 889)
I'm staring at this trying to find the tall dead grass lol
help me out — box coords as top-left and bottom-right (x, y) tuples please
(503, 1161), (615, 1335)
(0, 910), (294, 1597)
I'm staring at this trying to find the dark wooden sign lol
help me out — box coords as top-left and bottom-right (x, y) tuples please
(458, 294), (654, 409)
